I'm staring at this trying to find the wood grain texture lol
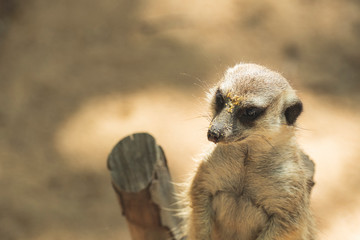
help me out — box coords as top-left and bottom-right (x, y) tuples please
(108, 133), (184, 240)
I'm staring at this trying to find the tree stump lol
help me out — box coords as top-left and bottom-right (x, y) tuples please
(107, 133), (184, 240)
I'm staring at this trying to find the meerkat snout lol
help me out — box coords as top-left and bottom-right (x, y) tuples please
(207, 126), (224, 143)
(207, 63), (303, 144)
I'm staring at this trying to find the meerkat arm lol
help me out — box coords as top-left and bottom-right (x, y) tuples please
(188, 194), (213, 240)
(255, 190), (309, 240)
(188, 167), (214, 240)
(255, 214), (302, 240)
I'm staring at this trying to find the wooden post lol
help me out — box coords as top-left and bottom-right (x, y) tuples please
(107, 133), (184, 240)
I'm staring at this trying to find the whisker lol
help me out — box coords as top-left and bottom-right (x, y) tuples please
(294, 126), (312, 131)
(180, 72), (211, 91)
(183, 114), (209, 121)
(280, 123), (312, 131)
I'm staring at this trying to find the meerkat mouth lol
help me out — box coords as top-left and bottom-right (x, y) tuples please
(236, 135), (248, 142)
(215, 135), (248, 144)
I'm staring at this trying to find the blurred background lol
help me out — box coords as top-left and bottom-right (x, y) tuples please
(0, 0), (360, 239)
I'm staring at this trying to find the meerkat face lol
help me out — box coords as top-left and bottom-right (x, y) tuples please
(207, 63), (303, 144)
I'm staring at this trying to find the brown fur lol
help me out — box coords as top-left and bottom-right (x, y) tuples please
(185, 64), (315, 240)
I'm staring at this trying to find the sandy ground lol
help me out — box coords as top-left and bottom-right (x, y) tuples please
(0, 0), (360, 239)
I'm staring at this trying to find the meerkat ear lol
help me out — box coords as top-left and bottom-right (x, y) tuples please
(284, 99), (303, 125)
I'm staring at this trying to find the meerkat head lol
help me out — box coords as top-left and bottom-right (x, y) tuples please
(207, 63), (302, 144)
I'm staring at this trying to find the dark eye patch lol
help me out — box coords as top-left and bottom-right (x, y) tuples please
(214, 89), (225, 114)
(237, 106), (266, 126)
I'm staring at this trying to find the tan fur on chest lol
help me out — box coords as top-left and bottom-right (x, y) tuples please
(193, 143), (307, 240)
(212, 192), (267, 240)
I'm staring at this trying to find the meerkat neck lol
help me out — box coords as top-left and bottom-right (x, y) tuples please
(244, 129), (299, 162)
(228, 128), (297, 159)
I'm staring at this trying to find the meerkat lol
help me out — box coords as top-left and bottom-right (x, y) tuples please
(185, 63), (315, 240)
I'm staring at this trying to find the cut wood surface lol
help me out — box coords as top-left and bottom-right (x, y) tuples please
(107, 133), (184, 240)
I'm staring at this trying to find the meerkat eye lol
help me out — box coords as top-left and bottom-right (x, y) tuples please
(215, 89), (225, 113)
(245, 108), (258, 118)
(238, 107), (265, 124)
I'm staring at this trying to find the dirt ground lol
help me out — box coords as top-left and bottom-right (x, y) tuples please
(0, 0), (360, 239)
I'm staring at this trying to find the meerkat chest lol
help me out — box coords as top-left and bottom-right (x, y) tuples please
(206, 162), (269, 239)
(211, 189), (268, 240)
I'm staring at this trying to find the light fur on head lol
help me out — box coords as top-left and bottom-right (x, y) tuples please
(207, 63), (302, 145)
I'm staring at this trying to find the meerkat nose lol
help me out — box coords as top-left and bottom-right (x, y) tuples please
(207, 129), (223, 143)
